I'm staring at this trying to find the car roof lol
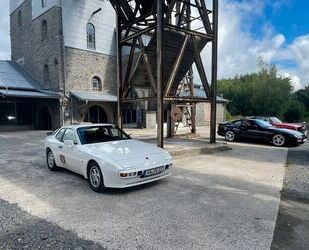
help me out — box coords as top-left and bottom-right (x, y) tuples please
(61, 123), (115, 130)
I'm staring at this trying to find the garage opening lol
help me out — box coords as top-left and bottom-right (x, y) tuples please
(36, 106), (52, 130)
(84, 105), (108, 124)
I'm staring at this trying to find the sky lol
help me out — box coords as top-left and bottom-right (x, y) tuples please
(0, 0), (308, 90)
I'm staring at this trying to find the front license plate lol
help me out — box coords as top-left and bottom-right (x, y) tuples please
(144, 166), (164, 177)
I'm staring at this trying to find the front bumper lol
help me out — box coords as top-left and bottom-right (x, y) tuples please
(104, 162), (173, 188)
(106, 171), (171, 188)
(296, 138), (307, 144)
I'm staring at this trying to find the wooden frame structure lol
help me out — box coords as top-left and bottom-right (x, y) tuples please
(109, 0), (219, 147)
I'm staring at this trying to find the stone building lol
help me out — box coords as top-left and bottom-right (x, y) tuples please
(0, 0), (227, 130)
(7, 0), (118, 130)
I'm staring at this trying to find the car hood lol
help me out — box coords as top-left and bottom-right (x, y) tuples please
(82, 139), (171, 168)
(272, 122), (301, 129)
(268, 126), (304, 138)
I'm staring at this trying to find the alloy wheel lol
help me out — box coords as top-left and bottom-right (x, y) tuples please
(225, 131), (235, 142)
(273, 134), (285, 147)
(48, 151), (55, 169)
(89, 165), (101, 188)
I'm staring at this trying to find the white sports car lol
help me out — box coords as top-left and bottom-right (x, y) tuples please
(44, 124), (173, 192)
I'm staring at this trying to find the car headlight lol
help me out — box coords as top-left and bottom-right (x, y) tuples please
(119, 171), (137, 178)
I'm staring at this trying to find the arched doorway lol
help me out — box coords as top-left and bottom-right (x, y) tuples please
(36, 106), (52, 130)
(84, 105), (108, 124)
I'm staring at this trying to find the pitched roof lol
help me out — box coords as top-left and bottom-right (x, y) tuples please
(0, 60), (40, 90)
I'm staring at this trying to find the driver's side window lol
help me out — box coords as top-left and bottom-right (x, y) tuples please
(55, 128), (65, 141)
(241, 120), (257, 129)
(241, 120), (249, 127)
(62, 129), (77, 143)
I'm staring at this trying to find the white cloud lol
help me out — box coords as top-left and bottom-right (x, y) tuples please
(198, 0), (309, 90)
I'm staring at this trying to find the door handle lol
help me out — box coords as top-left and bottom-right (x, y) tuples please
(58, 145), (63, 149)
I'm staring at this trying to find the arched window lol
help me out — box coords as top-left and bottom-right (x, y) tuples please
(43, 64), (50, 85)
(86, 23), (96, 50)
(18, 10), (22, 27)
(41, 20), (47, 40)
(92, 77), (102, 91)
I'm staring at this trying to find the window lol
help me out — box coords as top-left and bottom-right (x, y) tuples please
(42, 0), (47, 8)
(43, 64), (50, 85)
(233, 120), (242, 127)
(123, 110), (137, 124)
(92, 77), (102, 91)
(62, 129), (77, 143)
(41, 20), (47, 40)
(77, 126), (130, 145)
(18, 10), (22, 27)
(55, 128), (66, 141)
(86, 23), (96, 50)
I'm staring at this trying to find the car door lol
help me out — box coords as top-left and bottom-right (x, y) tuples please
(52, 128), (67, 167)
(61, 129), (82, 174)
(245, 120), (268, 140)
(238, 120), (252, 139)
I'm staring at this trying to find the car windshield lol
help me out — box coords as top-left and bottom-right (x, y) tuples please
(255, 119), (272, 128)
(77, 126), (131, 145)
(270, 117), (282, 123)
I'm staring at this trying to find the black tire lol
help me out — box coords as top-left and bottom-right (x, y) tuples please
(87, 162), (106, 192)
(225, 130), (236, 142)
(46, 149), (59, 171)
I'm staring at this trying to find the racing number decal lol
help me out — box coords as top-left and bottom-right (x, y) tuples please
(60, 155), (66, 165)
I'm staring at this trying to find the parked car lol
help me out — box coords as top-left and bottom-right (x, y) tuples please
(218, 118), (307, 147)
(251, 116), (307, 136)
(45, 124), (173, 192)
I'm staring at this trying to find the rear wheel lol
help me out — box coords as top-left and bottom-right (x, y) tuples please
(272, 134), (285, 147)
(225, 130), (235, 142)
(46, 149), (59, 171)
(88, 162), (106, 192)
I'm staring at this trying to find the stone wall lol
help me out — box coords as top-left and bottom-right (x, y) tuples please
(146, 111), (157, 129)
(64, 47), (117, 95)
(10, 0), (64, 92)
(196, 103), (226, 126)
(65, 97), (116, 126)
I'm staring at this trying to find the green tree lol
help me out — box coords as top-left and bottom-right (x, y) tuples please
(293, 85), (309, 110)
(218, 61), (293, 118)
(283, 99), (305, 122)
(250, 65), (292, 117)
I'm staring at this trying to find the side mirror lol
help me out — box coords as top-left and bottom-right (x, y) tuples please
(64, 140), (75, 146)
(46, 131), (53, 136)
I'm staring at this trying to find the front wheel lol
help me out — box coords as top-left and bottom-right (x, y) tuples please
(46, 149), (59, 171)
(225, 130), (236, 142)
(272, 134), (285, 147)
(88, 162), (106, 192)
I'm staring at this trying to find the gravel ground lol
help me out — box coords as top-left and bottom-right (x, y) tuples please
(0, 131), (288, 249)
(0, 199), (104, 250)
(271, 141), (309, 250)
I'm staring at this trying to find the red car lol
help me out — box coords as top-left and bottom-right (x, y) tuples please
(253, 117), (307, 136)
